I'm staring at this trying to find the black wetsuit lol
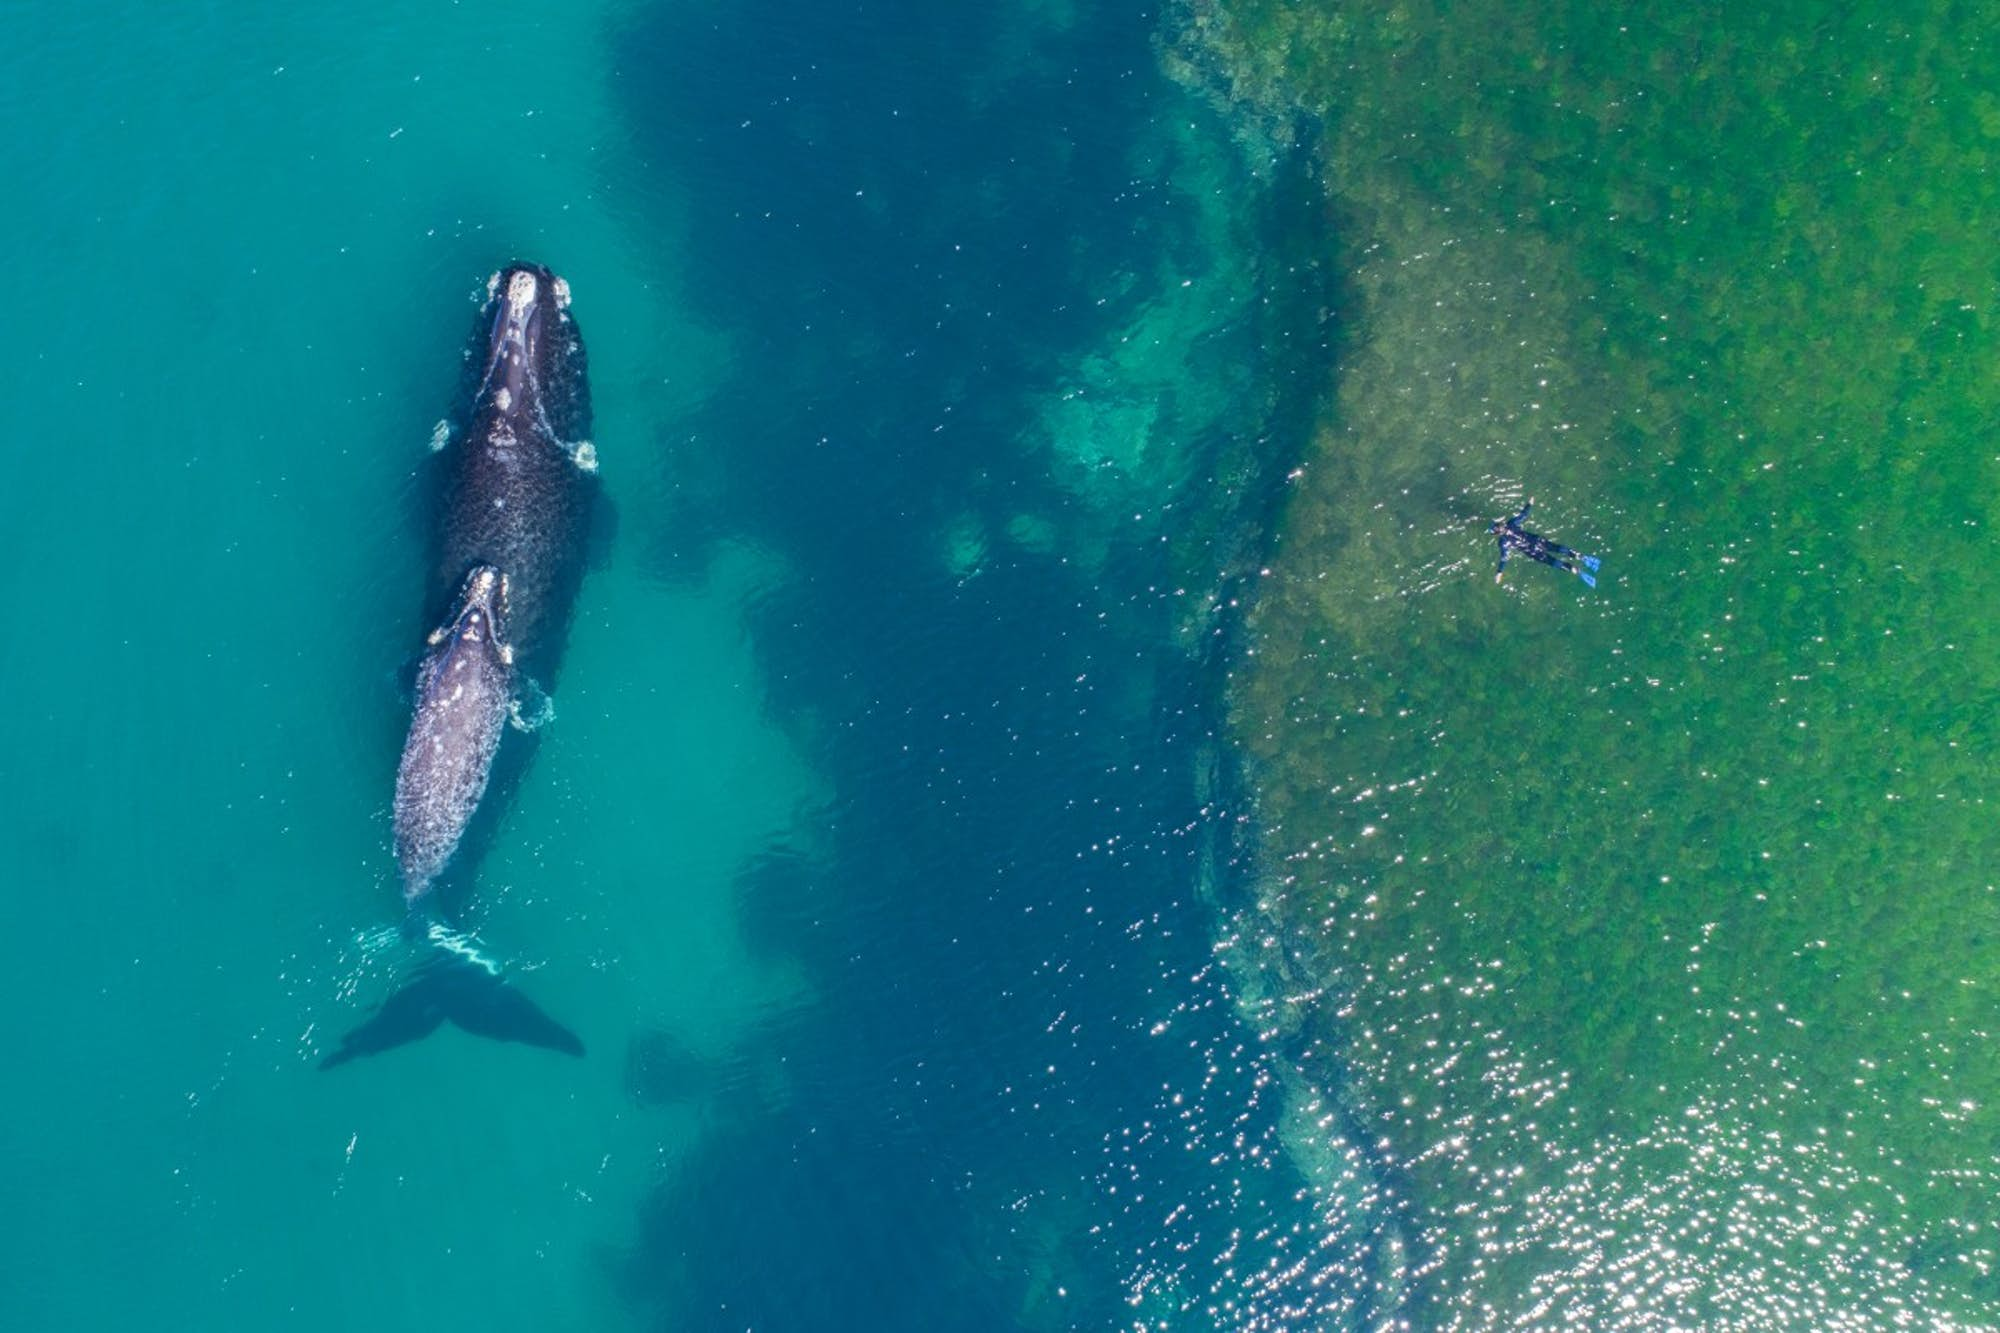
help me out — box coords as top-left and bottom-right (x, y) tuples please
(1491, 500), (1580, 577)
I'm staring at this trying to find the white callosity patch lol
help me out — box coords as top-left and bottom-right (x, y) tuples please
(506, 268), (538, 317)
(494, 386), (513, 413)
(551, 275), (572, 309)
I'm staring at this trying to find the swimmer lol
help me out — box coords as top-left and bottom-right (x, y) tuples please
(1491, 498), (1599, 587)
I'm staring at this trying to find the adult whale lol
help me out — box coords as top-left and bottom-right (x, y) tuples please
(321, 263), (596, 1070)
(434, 261), (598, 686)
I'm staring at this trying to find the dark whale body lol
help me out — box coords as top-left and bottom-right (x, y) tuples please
(434, 262), (596, 684)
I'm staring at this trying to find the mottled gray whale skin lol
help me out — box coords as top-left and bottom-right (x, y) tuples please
(434, 262), (595, 683)
(394, 565), (513, 906)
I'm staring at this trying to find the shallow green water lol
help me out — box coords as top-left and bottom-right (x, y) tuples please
(1181, 0), (2000, 1326)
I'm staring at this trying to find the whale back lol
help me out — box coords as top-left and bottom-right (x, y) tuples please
(394, 567), (513, 903)
(433, 262), (594, 683)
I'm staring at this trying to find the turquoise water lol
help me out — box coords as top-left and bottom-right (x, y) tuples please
(0, 2), (1360, 1328)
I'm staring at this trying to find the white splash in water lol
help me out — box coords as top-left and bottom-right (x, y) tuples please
(426, 922), (501, 975)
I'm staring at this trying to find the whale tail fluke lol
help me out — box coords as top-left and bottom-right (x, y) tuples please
(318, 935), (584, 1070)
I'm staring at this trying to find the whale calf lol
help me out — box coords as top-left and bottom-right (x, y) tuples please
(394, 564), (513, 906)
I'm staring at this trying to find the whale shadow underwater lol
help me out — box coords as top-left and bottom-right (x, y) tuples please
(322, 261), (599, 1071)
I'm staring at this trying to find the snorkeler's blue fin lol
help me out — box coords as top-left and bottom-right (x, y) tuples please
(1578, 570), (1597, 588)
(1581, 554), (1601, 571)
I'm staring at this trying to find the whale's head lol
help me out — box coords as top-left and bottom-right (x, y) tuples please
(432, 565), (513, 666)
(476, 264), (556, 415)
(467, 260), (587, 440)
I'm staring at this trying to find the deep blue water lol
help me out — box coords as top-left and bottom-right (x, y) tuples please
(608, 3), (1362, 1326)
